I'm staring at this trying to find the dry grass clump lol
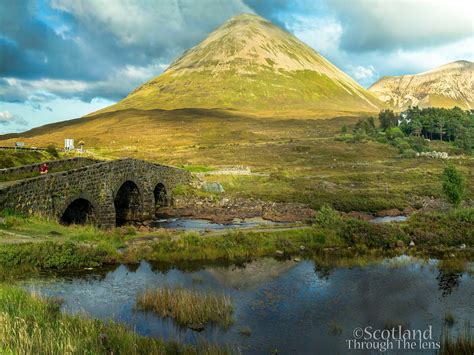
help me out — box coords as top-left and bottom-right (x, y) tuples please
(440, 322), (473, 355)
(136, 286), (234, 328)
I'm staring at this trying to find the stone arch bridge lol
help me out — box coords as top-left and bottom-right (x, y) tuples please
(0, 158), (191, 229)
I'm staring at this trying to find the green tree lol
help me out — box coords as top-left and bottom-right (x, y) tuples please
(378, 109), (398, 130)
(412, 119), (423, 137)
(454, 127), (473, 154)
(436, 113), (446, 141)
(442, 165), (465, 207)
(386, 127), (404, 140)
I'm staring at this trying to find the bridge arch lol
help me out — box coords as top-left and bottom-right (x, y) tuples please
(60, 197), (97, 226)
(154, 182), (168, 210)
(114, 179), (143, 226)
(1, 158), (191, 230)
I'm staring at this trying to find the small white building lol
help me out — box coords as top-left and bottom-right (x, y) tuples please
(64, 138), (74, 151)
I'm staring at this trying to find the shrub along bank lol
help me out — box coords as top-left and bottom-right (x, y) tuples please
(0, 208), (472, 271)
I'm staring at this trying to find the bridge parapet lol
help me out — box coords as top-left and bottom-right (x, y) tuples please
(0, 158), (191, 229)
(0, 157), (101, 182)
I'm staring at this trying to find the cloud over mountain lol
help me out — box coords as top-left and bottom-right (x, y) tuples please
(0, 0), (473, 132)
(327, 0), (473, 52)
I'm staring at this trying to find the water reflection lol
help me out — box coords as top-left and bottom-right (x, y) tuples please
(437, 270), (462, 297)
(23, 256), (473, 354)
(151, 217), (285, 230)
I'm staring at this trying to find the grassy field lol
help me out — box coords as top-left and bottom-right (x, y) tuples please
(0, 150), (59, 169)
(0, 285), (228, 354)
(0, 207), (472, 272)
(0, 111), (471, 213)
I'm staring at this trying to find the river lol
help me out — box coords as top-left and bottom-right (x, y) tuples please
(22, 256), (473, 354)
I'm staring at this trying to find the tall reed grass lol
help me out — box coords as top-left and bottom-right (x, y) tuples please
(440, 322), (473, 355)
(136, 286), (234, 328)
(0, 285), (230, 354)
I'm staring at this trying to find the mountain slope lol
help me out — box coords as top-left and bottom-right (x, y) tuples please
(93, 13), (381, 115)
(368, 60), (474, 110)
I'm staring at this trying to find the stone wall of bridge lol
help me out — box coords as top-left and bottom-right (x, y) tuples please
(0, 158), (191, 229)
(0, 157), (100, 181)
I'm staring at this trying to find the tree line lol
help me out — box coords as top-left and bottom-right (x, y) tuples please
(352, 107), (473, 153)
(398, 106), (472, 143)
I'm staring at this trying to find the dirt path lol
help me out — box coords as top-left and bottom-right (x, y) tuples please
(0, 229), (46, 244)
(198, 224), (311, 237)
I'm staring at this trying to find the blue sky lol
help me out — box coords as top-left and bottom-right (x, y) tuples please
(1, 0), (473, 133)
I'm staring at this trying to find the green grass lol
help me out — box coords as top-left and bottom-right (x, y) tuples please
(0, 241), (113, 269)
(121, 228), (340, 264)
(137, 287), (234, 328)
(2, 111), (471, 214)
(0, 212), (126, 244)
(0, 150), (58, 169)
(182, 165), (216, 173)
(0, 208), (472, 270)
(0, 285), (229, 354)
(104, 68), (381, 113)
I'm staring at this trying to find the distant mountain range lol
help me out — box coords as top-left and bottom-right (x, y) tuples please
(1, 14), (472, 147)
(91, 13), (381, 116)
(368, 60), (473, 110)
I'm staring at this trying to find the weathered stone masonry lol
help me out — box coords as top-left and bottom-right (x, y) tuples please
(0, 158), (191, 229)
(0, 157), (101, 179)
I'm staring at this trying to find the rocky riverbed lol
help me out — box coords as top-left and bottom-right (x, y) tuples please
(159, 196), (316, 223)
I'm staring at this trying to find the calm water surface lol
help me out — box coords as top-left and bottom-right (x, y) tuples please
(24, 257), (473, 354)
(151, 216), (407, 231)
(369, 216), (408, 223)
(151, 217), (285, 230)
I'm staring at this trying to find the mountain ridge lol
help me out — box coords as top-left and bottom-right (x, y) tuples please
(368, 60), (473, 110)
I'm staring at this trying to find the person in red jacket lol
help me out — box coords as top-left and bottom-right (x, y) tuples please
(39, 163), (49, 174)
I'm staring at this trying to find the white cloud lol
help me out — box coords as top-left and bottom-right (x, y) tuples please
(285, 5), (473, 87)
(348, 65), (377, 83)
(0, 111), (28, 126)
(0, 111), (13, 122)
(382, 37), (474, 75)
(0, 97), (115, 134)
(355, 37), (474, 84)
(51, 0), (252, 50)
(0, 61), (168, 104)
(327, 0), (474, 51)
(285, 15), (343, 57)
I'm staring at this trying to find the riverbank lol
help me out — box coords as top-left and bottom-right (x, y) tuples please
(0, 207), (472, 271)
(0, 284), (229, 354)
(160, 193), (435, 224)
